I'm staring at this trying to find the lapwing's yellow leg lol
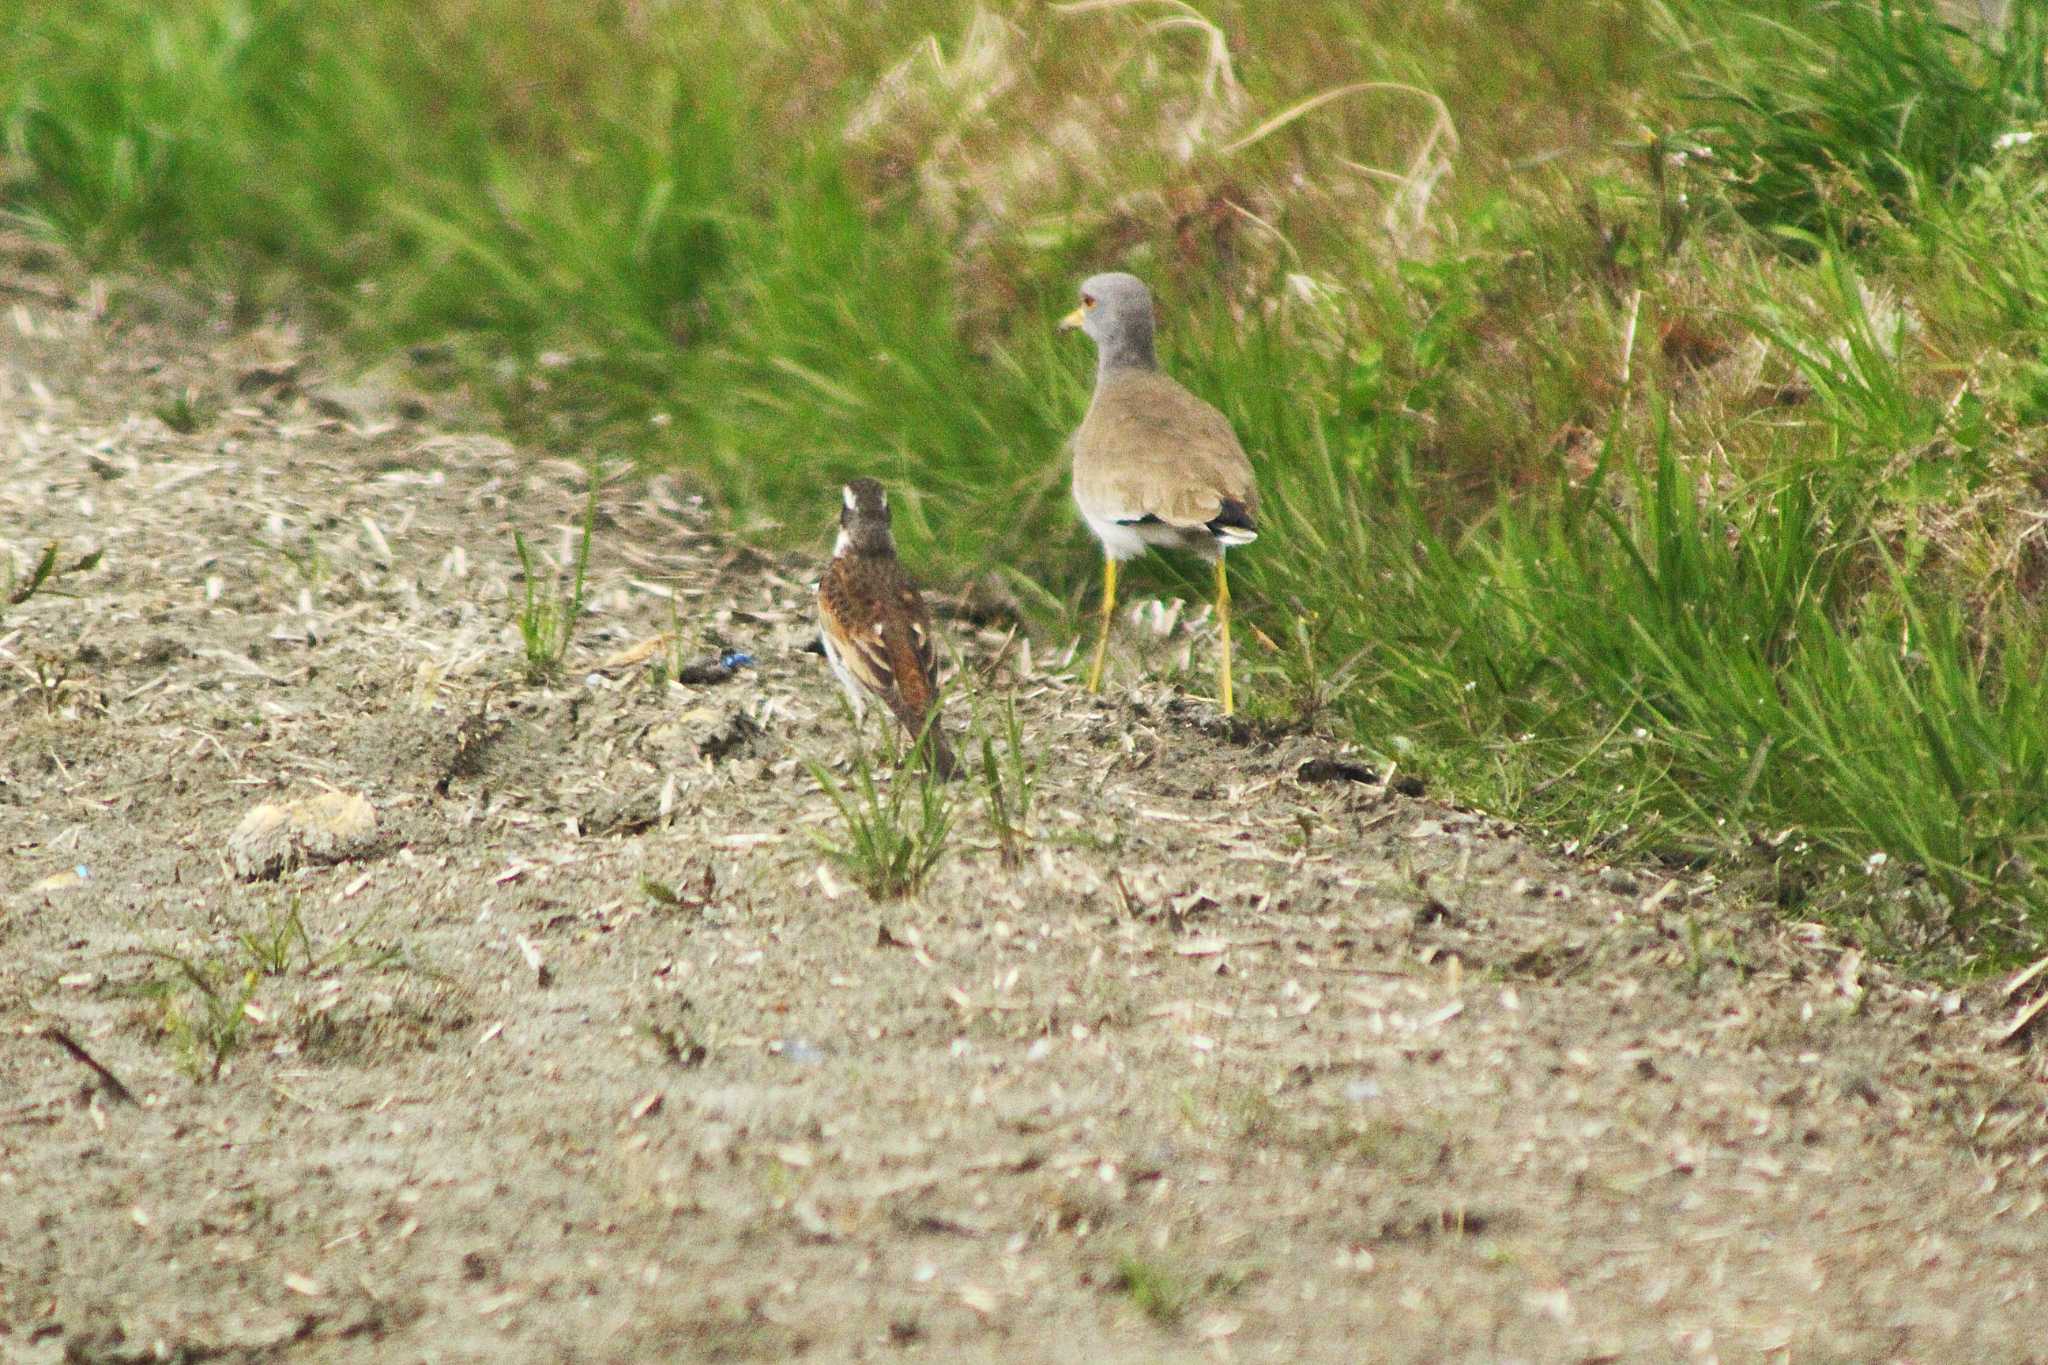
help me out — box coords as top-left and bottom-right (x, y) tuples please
(1086, 557), (1117, 693)
(1216, 554), (1234, 717)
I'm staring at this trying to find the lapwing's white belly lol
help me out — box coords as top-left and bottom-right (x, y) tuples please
(1080, 506), (1240, 562)
(1080, 509), (1153, 561)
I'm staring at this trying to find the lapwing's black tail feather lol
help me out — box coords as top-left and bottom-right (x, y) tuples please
(1207, 498), (1257, 536)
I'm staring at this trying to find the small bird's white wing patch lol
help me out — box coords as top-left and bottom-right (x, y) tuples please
(819, 628), (868, 719)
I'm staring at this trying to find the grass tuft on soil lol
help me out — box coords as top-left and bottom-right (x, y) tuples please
(5, 0), (2047, 966)
(808, 742), (959, 900)
(1110, 1251), (1195, 1327)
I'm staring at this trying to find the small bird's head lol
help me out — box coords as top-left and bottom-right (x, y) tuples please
(836, 477), (896, 557)
(1059, 272), (1156, 372)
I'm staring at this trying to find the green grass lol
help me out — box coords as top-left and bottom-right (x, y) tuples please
(808, 741), (958, 900)
(511, 464), (598, 683)
(1667, 0), (2047, 246)
(5, 0), (2046, 965)
(3, 540), (101, 621)
(1109, 1252), (1194, 1327)
(138, 951), (261, 1082)
(130, 898), (425, 1079)
(974, 696), (1037, 869)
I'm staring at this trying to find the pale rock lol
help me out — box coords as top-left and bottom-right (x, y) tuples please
(229, 791), (377, 879)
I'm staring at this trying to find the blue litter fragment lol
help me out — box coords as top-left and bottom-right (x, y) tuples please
(674, 648), (756, 685)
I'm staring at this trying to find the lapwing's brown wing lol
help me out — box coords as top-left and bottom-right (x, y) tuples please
(1072, 369), (1258, 539)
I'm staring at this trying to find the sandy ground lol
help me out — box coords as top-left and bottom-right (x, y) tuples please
(3, 261), (2047, 1364)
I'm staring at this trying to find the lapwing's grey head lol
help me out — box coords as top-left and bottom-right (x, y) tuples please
(837, 477), (895, 556)
(1060, 272), (1156, 371)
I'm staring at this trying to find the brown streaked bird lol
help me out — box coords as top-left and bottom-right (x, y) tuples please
(816, 477), (960, 780)
(1061, 271), (1259, 715)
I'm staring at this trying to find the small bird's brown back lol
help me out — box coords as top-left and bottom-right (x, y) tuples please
(1072, 370), (1258, 529)
(879, 582), (940, 729)
(818, 556), (941, 727)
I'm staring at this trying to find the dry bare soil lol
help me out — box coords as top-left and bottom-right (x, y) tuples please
(3, 267), (2047, 1364)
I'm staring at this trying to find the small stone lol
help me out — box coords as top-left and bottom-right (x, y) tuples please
(228, 791), (377, 880)
(1597, 866), (1641, 897)
(235, 359), (301, 393)
(1297, 757), (1378, 785)
(305, 382), (397, 426)
(778, 1038), (825, 1066)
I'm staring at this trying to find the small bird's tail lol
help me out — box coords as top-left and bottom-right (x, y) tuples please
(893, 703), (961, 782)
(923, 728), (961, 783)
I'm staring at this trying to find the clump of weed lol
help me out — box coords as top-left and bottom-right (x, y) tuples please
(973, 696), (1035, 868)
(640, 863), (717, 920)
(1109, 1252), (1193, 1327)
(808, 744), (956, 900)
(239, 897), (317, 974)
(3, 541), (101, 623)
(134, 952), (260, 1082)
(511, 462), (599, 683)
(153, 387), (209, 433)
(130, 900), (430, 1078)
